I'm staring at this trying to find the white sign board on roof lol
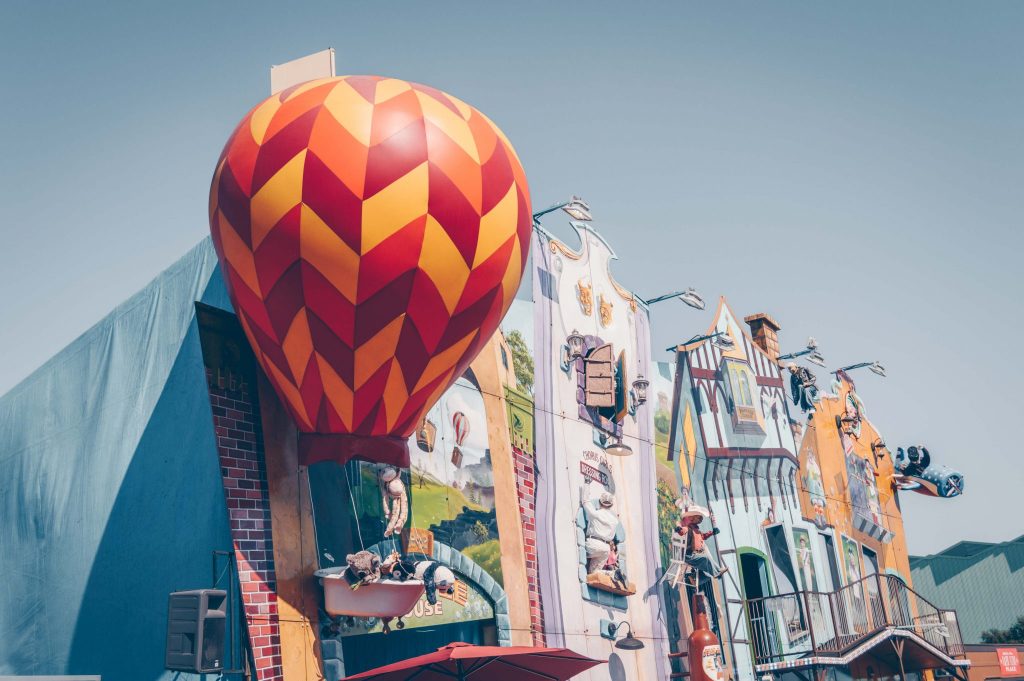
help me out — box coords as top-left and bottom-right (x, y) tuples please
(269, 48), (336, 94)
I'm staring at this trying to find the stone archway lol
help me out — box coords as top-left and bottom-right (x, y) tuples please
(319, 540), (513, 680)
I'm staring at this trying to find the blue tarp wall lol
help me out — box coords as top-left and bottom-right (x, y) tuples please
(0, 238), (240, 680)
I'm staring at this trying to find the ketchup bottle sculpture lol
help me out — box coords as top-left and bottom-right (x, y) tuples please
(689, 593), (726, 681)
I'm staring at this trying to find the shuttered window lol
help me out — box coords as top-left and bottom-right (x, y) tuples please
(584, 343), (615, 408)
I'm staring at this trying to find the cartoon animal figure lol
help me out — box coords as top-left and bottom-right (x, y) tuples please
(598, 294), (613, 327)
(379, 467), (408, 538)
(577, 279), (594, 316)
(343, 551), (382, 589)
(385, 555), (457, 605)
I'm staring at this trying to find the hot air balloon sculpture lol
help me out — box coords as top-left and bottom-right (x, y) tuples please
(208, 76), (531, 469)
(450, 410), (469, 468)
(210, 75), (531, 622)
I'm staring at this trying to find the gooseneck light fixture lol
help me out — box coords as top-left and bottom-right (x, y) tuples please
(778, 337), (827, 368)
(639, 287), (706, 310)
(835, 361), (886, 378)
(607, 621), (645, 650)
(668, 330), (735, 353)
(532, 195), (592, 224)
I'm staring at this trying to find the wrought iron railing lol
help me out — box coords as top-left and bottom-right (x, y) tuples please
(744, 574), (965, 667)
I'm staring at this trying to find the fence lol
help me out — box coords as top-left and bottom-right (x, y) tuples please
(744, 573), (965, 666)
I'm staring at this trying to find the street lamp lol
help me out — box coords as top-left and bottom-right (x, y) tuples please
(778, 337), (827, 368)
(607, 621), (645, 650)
(639, 287), (706, 310)
(668, 331), (735, 353)
(835, 361), (886, 378)
(532, 195), (592, 223)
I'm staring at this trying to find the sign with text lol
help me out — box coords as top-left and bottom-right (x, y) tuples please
(580, 461), (609, 486)
(998, 648), (1020, 677)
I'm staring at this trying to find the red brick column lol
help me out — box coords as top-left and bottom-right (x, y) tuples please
(207, 368), (284, 681)
(513, 445), (545, 646)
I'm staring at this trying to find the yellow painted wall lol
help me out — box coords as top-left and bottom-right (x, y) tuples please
(797, 376), (913, 583)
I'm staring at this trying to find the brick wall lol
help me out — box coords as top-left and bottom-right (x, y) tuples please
(206, 368), (283, 681)
(512, 445), (545, 646)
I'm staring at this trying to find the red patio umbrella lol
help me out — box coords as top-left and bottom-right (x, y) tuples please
(341, 642), (605, 680)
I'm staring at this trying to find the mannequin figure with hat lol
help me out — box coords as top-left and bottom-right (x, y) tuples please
(582, 479), (621, 574)
(675, 498), (728, 579)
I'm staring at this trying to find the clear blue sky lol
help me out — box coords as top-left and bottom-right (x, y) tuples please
(2, 1), (1021, 554)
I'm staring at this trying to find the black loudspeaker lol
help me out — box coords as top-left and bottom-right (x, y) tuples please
(166, 589), (227, 672)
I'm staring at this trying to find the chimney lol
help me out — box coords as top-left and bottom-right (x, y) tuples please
(744, 313), (781, 360)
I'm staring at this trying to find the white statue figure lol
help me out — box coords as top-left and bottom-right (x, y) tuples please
(379, 466), (408, 538)
(581, 481), (619, 574)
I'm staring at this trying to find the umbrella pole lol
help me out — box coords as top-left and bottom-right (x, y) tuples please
(457, 660), (465, 681)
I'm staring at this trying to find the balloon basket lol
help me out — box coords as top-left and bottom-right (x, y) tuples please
(315, 568), (425, 618)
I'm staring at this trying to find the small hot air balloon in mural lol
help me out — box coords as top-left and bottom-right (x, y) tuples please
(415, 417), (437, 453)
(209, 75), (531, 468)
(450, 410), (469, 468)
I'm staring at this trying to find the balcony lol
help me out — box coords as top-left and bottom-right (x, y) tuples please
(744, 574), (969, 675)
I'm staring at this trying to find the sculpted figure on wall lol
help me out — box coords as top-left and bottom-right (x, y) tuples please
(598, 294), (614, 327)
(788, 364), (820, 413)
(577, 279), (594, 316)
(582, 481), (620, 574)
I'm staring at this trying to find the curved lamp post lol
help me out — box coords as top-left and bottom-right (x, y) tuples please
(778, 337), (827, 368)
(607, 621), (645, 650)
(532, 195), (592, 224)
(835, 361), (886, 378)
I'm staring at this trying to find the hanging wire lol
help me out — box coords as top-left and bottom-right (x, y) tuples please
(344, 463), (365, 551)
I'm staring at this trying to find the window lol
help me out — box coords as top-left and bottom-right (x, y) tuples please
(500, 345), (508, 370)
(765, 525), (808, 640)
(584, 344), (615, 408)
(821, 534), (842, 592)
(721, 359), (764, 435)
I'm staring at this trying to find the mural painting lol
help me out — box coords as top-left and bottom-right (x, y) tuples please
(840, 534), (863, 586)
(792, 528), (818, 592)
(533, 224), (666, 680)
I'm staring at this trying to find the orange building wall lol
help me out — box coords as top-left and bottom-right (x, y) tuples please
(797, 376), (913, 583)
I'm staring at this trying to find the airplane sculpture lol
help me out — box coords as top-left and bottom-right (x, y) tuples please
(892, 446), (964, 498)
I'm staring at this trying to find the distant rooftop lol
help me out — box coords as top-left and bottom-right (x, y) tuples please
(910, 534), (1024, 643)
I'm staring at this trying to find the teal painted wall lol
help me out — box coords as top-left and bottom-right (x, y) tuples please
(910, 536), (1024, 643)
(0, 239), (240, 680)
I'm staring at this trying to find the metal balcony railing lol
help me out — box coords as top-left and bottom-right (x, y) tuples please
(744, 574), (966, 667)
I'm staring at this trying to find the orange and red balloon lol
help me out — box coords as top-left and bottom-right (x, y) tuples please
(208, 76), (531, 467)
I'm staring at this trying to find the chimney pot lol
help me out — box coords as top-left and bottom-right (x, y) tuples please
(744, 313), (781, 360)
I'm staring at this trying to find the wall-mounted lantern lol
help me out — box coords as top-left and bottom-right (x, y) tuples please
(561, 329), (587, 373)
(628, 376), (649, 416)
(607, 621), (645, 650)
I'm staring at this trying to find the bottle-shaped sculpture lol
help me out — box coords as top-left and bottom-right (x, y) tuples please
(688, 594), (726, 681)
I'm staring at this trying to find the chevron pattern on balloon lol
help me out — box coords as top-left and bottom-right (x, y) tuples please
(209, 75), (531, 466)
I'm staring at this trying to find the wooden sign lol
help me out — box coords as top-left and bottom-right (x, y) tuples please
(439, 580), (470, 607)
(580, 461), (609, 486)
(403, 528), (434, 557)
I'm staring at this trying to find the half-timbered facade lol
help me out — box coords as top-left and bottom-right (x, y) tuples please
(665, 301), (830, 681)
